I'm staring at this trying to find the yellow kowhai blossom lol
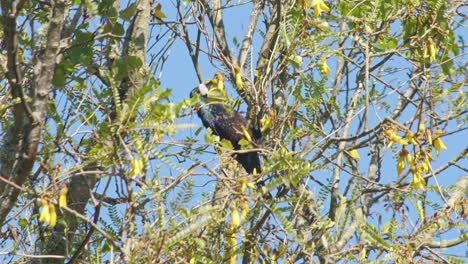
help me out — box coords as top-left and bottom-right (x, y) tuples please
(349, 149), (360, 161)
(312, 0), (330, 17)
(225, 231), (237, 264)
(410, 167), (426, 191)
(426, 129), (433, 145)
(405, 131), (420, 146)
(246, 180), (256, 190)
(263, 244), (270, 262)
(418, 118), (426, 133)
(154, 3), (167, 20)
(277, 243), (286, 259)
(384, 128), (409, 147)
(38, 198), (50, 224)
(397, 153), (406, 176)
(226, 202), (240, 264)
(129, 157), (143, 177)
(433, 129), (447, 157)
(240, 199), (249, 221)
(229, 203), (240, 230)
(319, 55), (331, 74)
(239, 178), (255, 193)
(414, 150), (421, 162)
(320, 61), (331, 74)
(214, 73), (224, 91)
(272, 250), (278, 262)
(234, 66), (243, 90)
(48, 204), (57, 228)
(241, 125), (252, 142)
(397, 147), (415, 176)
(297, 0), (311, 11)
(260, 110), (275, 133)
(38, 198), (57, 227)
(418, 159), (430, 174)
(58, 186), (68, 208)
(427, 38), (437, 63)
(402, 148), (413, 165)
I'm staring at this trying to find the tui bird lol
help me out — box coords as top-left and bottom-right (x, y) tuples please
(190, 83), (261, 174)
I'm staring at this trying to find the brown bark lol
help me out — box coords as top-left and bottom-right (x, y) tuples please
(0, 0), (69, 226)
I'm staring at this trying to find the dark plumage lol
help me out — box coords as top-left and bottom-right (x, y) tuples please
(190, 84), (261, 174)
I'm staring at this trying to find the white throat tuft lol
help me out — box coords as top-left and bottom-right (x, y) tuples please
(198, 83), (209, 96)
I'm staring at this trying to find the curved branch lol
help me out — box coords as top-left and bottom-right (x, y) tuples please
(237, 0), (264, 69)
(200, 0), (233, 67)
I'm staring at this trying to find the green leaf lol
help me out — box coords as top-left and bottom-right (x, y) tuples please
(18, 218), (28, 228)
(220, 139), (233, 150)
(114, 58), (128, 80)
(120, 3), (137, 21)
(207, 88), (229, 103)
(154, 4), (167, 19)
(113, 22), (125, 36)
(75, 30), (93, 43)
(195, 127), (203, 136)
(238, 139), (250, 147)
(288, 55), (303, 68)
(126, 56), (143, 70)
(52, 66), (67, 87)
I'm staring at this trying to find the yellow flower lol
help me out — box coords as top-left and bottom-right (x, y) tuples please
(349, 149), (360, 161)
(426, 129), (433, 145)
(397, 153), (405, 176)
(38, 198), (57, 227)
(246, 181), (256, 189)
(241, 125), (252, 142)
(319, 55), (331, 74)
(226, 202), (239, 264)
(320, 61), (331, 74)
(48, 204), (57, 228)
(384, 128), (408, 147)
(401, 148), (413, 166)
(410, 168), (426, 191)
(405, 131), (420, 146)
(419, 159), (430, 174)
(240, 200), (249, 221)
(433, 129), (447, 157)
(414, 150), (421, 163)
(58, 186), (68, 208)
(312, 0), (330, 17)
(226, 232), (237, 264)
(154, 3), (167, 20)
(297, 0), (311, 11)
(130, 157), (143, 177)
(260, 111), (275, 133)
(229, 203), (240, 230)
(234, 66), (243, 89)
(427, 38), (437, 63)
(418, 118), (426, 133)
(277, 243), (286, 259)
(38, 198), (50, 224)
(214, 73), (224, 91)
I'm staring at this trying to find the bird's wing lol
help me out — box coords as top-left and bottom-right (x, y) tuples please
(209, 105), (249, 149)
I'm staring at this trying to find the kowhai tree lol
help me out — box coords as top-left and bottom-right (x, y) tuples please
(0, 0), (466, 263)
